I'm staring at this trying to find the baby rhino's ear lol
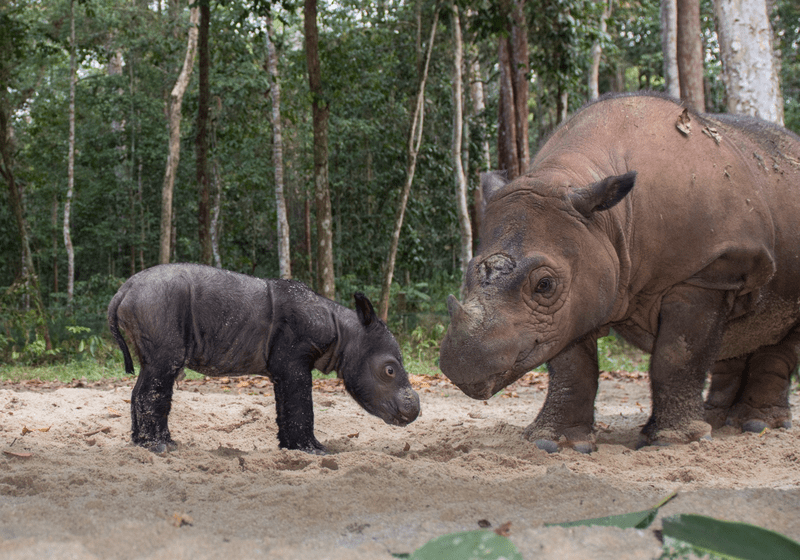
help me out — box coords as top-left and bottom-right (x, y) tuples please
(354, 292), (377, 328)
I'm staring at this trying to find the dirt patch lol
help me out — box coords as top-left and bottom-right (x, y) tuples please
(1, 372), (799, 559)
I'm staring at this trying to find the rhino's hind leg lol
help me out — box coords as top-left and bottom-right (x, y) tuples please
(704, 357), (746, 429)
(638, 286), (729, 448)
(725, 341), (795, 432)
(523, 337), (598, 454)
(131, 362), (180, 453)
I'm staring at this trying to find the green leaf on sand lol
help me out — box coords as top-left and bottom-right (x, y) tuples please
(548, 491), (677, 529)
(661, 514), (800, 560)
(393, 530), (523, 560)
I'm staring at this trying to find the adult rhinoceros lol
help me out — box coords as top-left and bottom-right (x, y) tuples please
(440, 93), (800, 452)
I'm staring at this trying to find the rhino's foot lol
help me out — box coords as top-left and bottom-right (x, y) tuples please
(281, 438), (327, 455)
(704, 404), (731, 430)
(724, 403), (792, 432)
(132, 438), (178, 454)
(523, 424), (596, 454)
(636, 419), (712, 449)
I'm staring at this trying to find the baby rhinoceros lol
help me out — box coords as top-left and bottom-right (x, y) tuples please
(107, 263), (420, 453)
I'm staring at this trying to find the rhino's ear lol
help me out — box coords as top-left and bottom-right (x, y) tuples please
(354, 292), (377, 328)
(481, 171), (509, 205)
(568, 171), (636, 218)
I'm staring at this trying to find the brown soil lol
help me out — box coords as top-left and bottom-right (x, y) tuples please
(1, 371), (799, 559)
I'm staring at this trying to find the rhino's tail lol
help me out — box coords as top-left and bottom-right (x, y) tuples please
(107, 290), (135, 375)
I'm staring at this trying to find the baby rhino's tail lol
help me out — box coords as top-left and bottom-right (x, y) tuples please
(107, 290), (134, 374)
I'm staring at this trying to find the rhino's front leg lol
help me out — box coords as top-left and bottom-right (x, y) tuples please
(272, 363), (326, 455)
(524, 336), (599, 454)
(640, 285), (731, 448)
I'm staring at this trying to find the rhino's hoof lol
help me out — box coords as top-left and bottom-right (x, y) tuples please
(572, 442), (595, 454)
(534, 439), (560, 454)
(741, 419), (790, 432)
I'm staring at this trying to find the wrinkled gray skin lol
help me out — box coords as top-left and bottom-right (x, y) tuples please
(440, 93), (800, 453)
(108, 264), (420, 454)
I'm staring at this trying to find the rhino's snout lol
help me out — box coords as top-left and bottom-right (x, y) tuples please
(388, 387), (421, 426)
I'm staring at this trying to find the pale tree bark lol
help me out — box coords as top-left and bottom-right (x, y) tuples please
(676, 0), (705, 110)
(64, 0), (76, 306)
(714, 0), (783, 125)
(661, 0), (680, 98)
(469, 55), (491, 236)
(378, 6), (439, 322)
(451, 4), (472, 293)
(266, 12), (292, 279)
(196, 0), (212, 265)
(159, 5), (200, 264)
(304, 0), (335, 299)
(589, 0), (611, 100)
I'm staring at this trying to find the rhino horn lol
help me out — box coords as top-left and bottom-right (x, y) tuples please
(446, 294), (462, 320)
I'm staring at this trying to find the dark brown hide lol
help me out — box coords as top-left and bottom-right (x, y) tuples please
(440, 93), (800, 451)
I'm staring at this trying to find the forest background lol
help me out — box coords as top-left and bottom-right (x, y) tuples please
(1, 0), (799, 372)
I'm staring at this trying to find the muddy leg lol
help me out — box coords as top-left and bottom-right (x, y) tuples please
(727, 341), (796, 432)
(523, 336), (599, 454)
(272, 364), (325, 454)
(704, 357), (746, 429)
(130, 362), (180, 453)
(640, 285), (730, 448)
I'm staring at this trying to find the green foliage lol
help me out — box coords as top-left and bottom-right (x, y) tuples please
(394, 530), (523, 560)
(660, 514), (800, 560)
(548, 492), (676, 530)
(598, 331), (648, 373)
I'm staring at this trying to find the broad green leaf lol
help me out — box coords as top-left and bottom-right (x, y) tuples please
(661, 514), (800, 560)
(400, 530), (523, 560)
(548, 491), (676, 529)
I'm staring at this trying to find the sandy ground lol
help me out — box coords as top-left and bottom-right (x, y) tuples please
(1, 370), (799, 560)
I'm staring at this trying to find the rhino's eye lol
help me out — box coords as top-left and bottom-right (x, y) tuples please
(535, 277), (555, 294)
(385, 365), (395, 377)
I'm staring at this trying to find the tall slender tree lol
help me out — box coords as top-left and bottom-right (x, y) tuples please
(266, 10), (291, 279)
(196, 0), (213, 265)
(378, 5), (440, 322)
(661, 0), (680, 98)
(304, 0), (335, 299)
(64, 0), (76, 305)
(159, 5), (200, 264)
(676, 0), (705, 110)
(497, 0), (529, 179)
(451, 3), (472, 292)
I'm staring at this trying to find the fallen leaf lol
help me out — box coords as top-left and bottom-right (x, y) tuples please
(3, 450), (33, 458)
(347, 432), (360, 439)
(107, 407), (122, 417)
(21, 426), (31, 435)
(478, 519), (492, 528)
(38, 426), (51, 432)
(676, 108), (691, 136)
(403, 442), (411, 452)
(172, 512), (194, 527)
(494, 521), (512, 537)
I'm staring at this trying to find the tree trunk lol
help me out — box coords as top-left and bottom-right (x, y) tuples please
(497, 36), (519, 179)
(1, 113), (52, 350)
(510, 0), (529, 173)
(304, 0), (335, 299)
(64, 0), (76, 306)
(266, 12), (292, 280)
(451, 4), (472, 294)
(714, 0), (783, 125)
(196, 0), (212, 265)
(159, 5), (200, 264)
(589, 0), (611, 100)
(661, 0), (680, 98)
(378, 6), (439, 322)
(469, 55), (490, 239)
(676, 0), (705, 110)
